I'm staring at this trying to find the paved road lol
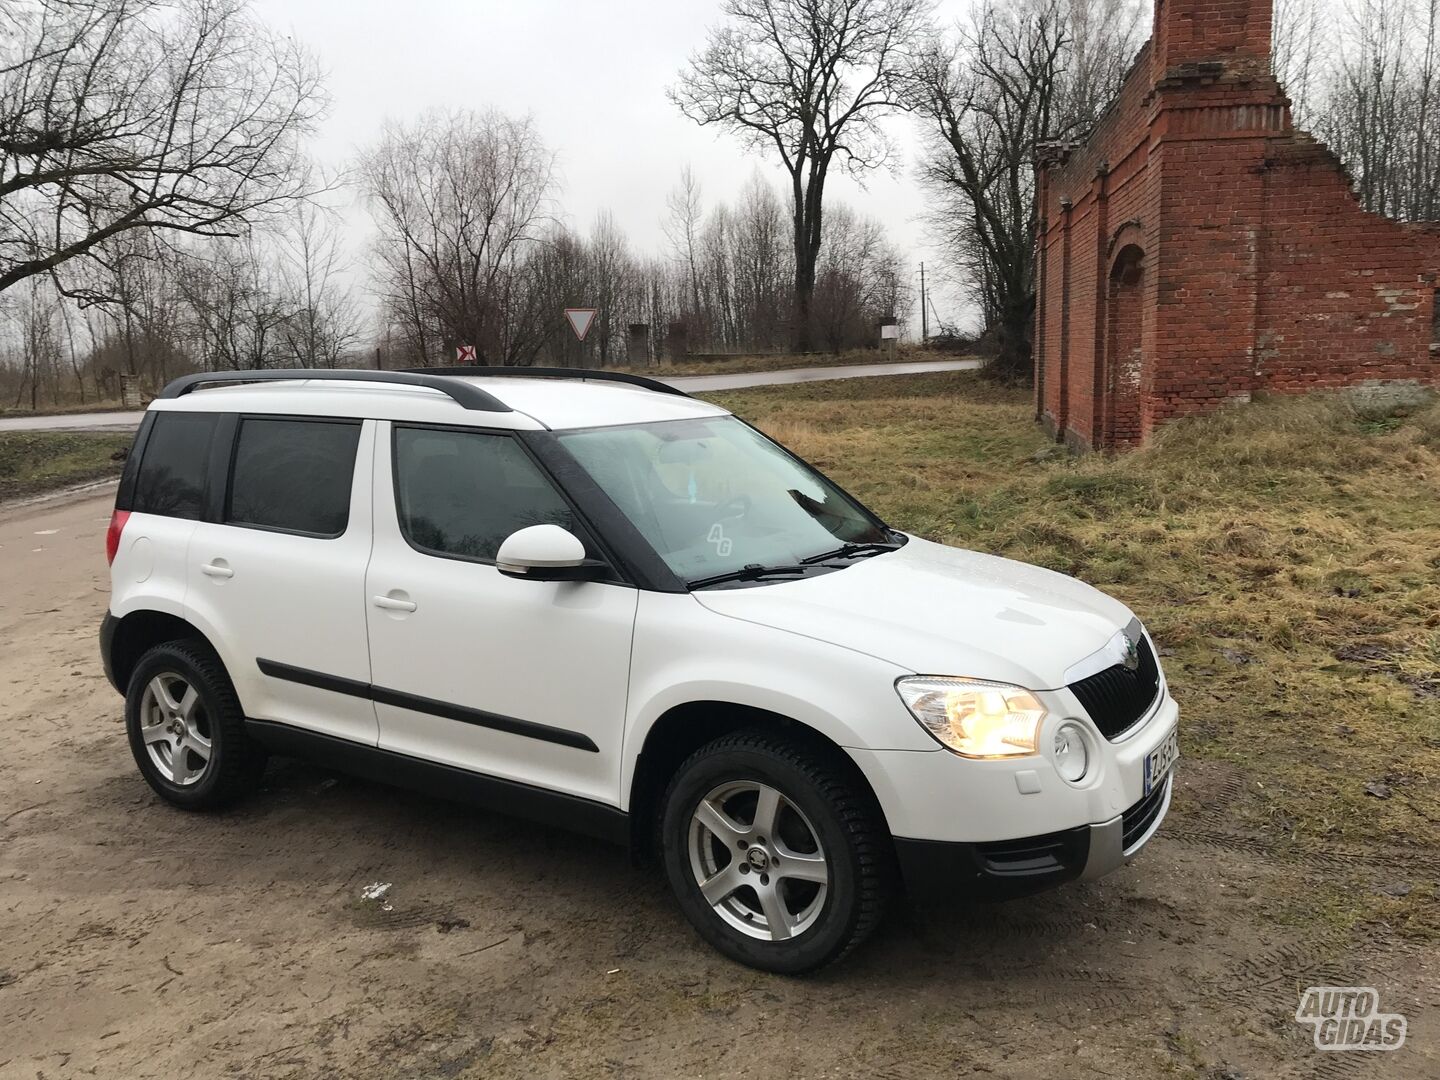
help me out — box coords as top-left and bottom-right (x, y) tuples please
(0, 408), (151, 433)
(665, 358), (980, 393)
(0, 359), (981, 433)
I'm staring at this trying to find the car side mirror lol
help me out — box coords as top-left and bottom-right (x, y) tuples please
(496, 524), (608, 582)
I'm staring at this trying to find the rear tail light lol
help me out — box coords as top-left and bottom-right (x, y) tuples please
(106, 510), (131, 566)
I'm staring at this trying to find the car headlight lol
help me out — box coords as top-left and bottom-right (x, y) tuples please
(895, 677), (1047, 758)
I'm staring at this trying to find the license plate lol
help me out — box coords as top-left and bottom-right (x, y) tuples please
(1144, 729), (1180, 796)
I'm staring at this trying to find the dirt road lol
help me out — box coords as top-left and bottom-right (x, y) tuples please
(1, 490), (1433, 1079)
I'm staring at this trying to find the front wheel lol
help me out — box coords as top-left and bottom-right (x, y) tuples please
(660, 731), (891, 974)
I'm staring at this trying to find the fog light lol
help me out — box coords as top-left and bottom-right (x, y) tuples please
(1054, 723), (1089, 783)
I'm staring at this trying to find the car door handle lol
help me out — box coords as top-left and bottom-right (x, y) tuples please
(201, 560), (234, 579)
(372, 595), (417, 613)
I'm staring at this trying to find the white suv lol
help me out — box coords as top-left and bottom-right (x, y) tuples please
(101, 368), (1179, 973)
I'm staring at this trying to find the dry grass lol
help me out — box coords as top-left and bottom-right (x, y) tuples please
(0, 430), (132, 502)
(0, 397), (127, 417)
(705, 373), (1440, 857)
(613, 345), (963, 378)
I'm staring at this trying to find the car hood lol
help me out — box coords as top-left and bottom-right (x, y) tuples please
(693, 535), (1135, 690)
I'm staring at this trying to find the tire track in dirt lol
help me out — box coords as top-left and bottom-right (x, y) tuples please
(1166, 828), (1440, 877)
(1205, 932), (1430, 1080)
(1192, 771), (1246, 827)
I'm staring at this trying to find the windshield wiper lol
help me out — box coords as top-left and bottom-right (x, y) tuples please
(801, 539), (903, 565)
(688, 564), (811, 590)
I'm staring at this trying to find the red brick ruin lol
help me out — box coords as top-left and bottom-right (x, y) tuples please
(1035, 0), (1440, 450)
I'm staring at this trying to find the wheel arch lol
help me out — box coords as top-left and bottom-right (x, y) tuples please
(104, 609), (219, 695)
(626, 700), (892, 863)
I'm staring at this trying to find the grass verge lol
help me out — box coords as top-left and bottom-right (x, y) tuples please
(0, 431), (132, 503)
(0, 398), (127, 418)
(703, 372), (1440, 860)
(614, 346), (973, 378)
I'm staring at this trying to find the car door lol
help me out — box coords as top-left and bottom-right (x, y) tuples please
(185, 415), (379, 746)
(365, 421), (638, 806)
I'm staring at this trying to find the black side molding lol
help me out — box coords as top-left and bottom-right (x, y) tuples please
(245, 719), (628, 846)
(256, 658), (599, 753)
(257, 658), (370, 700)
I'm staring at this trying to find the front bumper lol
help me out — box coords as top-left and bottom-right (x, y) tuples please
(895, 774), (1173, 904)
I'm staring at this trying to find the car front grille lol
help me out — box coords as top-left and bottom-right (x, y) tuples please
(1121, 776), (1171, 852)
(1067, 635), (1161, 741)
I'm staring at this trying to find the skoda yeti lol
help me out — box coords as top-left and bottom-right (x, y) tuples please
(101, 368), (1179, 973)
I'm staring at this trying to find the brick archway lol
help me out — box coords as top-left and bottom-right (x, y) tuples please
(1105, 245), (1146, 449)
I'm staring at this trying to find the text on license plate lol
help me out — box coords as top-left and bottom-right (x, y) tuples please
(1144, 730), (1180, 796)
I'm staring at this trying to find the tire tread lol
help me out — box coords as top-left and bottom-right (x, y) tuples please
(663, 728), (891, 972)
(126, 639), (264, 809)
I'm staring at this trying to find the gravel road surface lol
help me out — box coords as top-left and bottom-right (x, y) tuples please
(0, 488), (1432, 1079)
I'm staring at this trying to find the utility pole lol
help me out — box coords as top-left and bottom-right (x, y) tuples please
(919, 262), (929, 343)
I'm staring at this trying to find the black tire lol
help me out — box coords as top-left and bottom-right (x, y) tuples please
(659, 730), (890, 974)
(125, 640), (266, 810)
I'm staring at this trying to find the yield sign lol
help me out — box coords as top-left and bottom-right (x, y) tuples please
(455, 344), (477, 364)
(564, 308), (599, 342)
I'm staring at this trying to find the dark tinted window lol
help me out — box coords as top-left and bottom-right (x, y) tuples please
(228, 418), (361, 536)
(394, 427), (576, 561)
(133, 412), (218, 519)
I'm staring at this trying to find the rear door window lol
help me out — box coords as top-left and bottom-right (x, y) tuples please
(132, 412), (219, 519)
(227, 418), (362, 537)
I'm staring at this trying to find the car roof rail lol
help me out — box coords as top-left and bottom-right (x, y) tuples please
(156, 369), (514, 413)
(409, 366), (692, 399)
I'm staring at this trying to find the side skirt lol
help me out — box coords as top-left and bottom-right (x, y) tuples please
(245, 719), (630, 847)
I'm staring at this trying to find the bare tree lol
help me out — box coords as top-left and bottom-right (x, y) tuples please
(1317, 0), (1440, 221)
(664, 166), (706, 322)
(912, 0), (1141, 380)
(1273, 0), (1329, 124)
(0, 0), (325, 299)
(89, 231), (188, 382)
(1415, 0), (1440, 220)
(727, 174), (793, 349)
(10, 275), (60, 407)
(812, 204), (905, 351)
(361, 109), (556, 365)
(276, 200), (360, 368)
(672, 0), (930, 351)
(179, 238), (291, 371)
(656, 171), (894, 356)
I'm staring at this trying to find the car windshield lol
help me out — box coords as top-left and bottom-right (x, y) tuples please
(557, 416), (892, 584)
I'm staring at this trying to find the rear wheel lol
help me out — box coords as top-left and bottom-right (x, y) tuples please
(125, 640), (265, 809)
(660, 731), (890, 974)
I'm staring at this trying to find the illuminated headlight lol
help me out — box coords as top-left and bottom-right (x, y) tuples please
(895, 677), (1047, 759)
(1053, 722), (1090, 782)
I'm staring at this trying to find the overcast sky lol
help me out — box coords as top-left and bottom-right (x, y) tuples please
(251, 0), (974, 327)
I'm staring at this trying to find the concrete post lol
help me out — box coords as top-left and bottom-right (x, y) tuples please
(627, 323), (650, 368)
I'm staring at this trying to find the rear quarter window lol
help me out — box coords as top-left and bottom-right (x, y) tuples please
(227, 417), (361, 537)
(131, 412), (220, 519)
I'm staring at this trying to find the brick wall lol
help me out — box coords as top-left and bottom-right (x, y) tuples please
(1036, 0), (1440, 450)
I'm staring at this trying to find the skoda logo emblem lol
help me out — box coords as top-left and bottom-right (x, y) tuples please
(1122, 636), (1141, 671)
